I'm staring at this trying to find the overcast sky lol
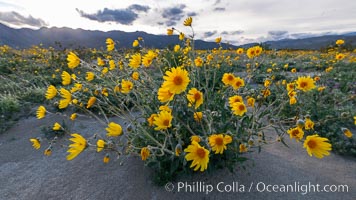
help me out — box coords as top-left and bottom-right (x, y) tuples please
(1, 0), (356, 45)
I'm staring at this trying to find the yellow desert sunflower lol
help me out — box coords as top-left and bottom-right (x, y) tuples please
(193, 112), (203, 122)
(183, 16), (192, 26)
(132, 40), (139, 47)
(86, 96), (96, 109)
(59, 88), (72, 109)
(52, 122), (61, 131)
(208, 134), (232, 154)
(67, 52), (80, 69)
(30, 138), (41, 149)
(184, 141), (210, 171)
(142, 50), (157, 67)
(228, 95), (243, 106)
(36, 105), (46, 119)
(187, 88), (204, 109)
(106, 122), (123, 137)
(296, 76), (316, 92)
(239, 143), (248, 153)
(162, 67), (190, 94)
(231, 102), (247, 116)
(128, 53), (141, 69)
(106, 38), (115, 51)
(157, 87), (175, 103)
(222, 73), (235, 86)
(342, 128), (353, 138)
(86, 72), (95, 81)
(303, 134), (332, 158)
(236, 48), (244, 54)
(120, 79), (134, 94)
(147, 114), (158, 127)
(287, 127), (304, 141)
(335, 53), (345, 60)
(305, 118), (315, 130)
(131, 72), (139, 80)
(96, 139), (106, 152)
(194, 57), (203, 67)
(215, 37), (222, 44)
(231, 77), (245, 90)
(335, 39), (344, 45)
(141, 147), (150, 161)
(247, 97), (255, 107)
(61, 71), (71, 86)
(45, 85), (57, 100)
(167, 28), (173, 35)
(153, 111), (173, 131)
(67, 133), (87, 160)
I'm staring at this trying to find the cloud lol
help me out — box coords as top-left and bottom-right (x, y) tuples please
(221, 30), (244, 35)
(214, 7), (226, 12)
(76, 4), (150, 25)
(0, 11), (48, 27)
(128, 4), (150, 12)
(204, 31), (218, 37)
(187, 12), (198, 17)
(214, 0), (222, 5)
(161, 4), (186, 26)
(267, 30), (289, 40)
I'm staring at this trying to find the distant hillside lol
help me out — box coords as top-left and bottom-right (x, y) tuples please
(0, 23), (233, 50)
(265, 34), (356, 50)
(0, 23), (355, 50)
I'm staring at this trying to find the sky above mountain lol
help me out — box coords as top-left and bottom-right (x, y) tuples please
(0, 0), (355, 45)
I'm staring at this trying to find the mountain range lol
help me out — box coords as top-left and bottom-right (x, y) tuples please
(0, 23), (356, 50)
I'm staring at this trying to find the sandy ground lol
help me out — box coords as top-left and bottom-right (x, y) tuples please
(0, 114), (355, 200)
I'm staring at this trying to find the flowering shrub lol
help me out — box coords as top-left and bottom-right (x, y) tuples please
(25, 17), (355, 184)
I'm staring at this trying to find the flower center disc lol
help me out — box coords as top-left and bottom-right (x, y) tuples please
(173, 76), (183, 85)
(239, 104), (245, 111)
(215, 137), (223, 145)
(307, 140), (317, 149)
(163, 119), (170, 126)
(196, 148), (206, 158)
(194, 93), (201, 100)
(300, 82), (307, 88)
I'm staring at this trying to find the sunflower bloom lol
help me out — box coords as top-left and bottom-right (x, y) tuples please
(67, 52), (80, 69)
(162, 67), (190, 94)
(53, 122), (61, 131)
(58, 88), (72, 109)
(153, 111), (173, 131)
(183, 17), (192, 26)
(142, 50), (157, 67)
(296, 76), (316, 92)
(106, 38), (115, 51)
(30, 138), (40, 149)
(109, 60), (115, 70)
(236, 48), (244, 54)
(184, 141), (209, 171)
(229, 95), (243, 106)
(305, 118), (314, 130)
(179, 32), (185, 40)
(86, 97), (96, 109)
(231, 102), (247, 116)
(231, 77), (245, 90)
(86, 72), (95, 81)
(61, 71), (71, 86)
(103, 154), (110, 163)
(167, 28), (173, 35)
(222, 73), (235, 86)
(157, 87), (175, 103)
(67, 133), (87, 160)
(191, 135), (201, 143)
(36, 105), (46, 119)
(70, 113), (77, 120)
(45, 85), (57, 100)
(97, 57), (105, 66)
(44, 148), (52, 156)
(141, 147), (150, 161)
(132, 40), (139, 47)
(147, 114), (158, 126)
(246, 47), (256, 59)
(121, 79), (134, 94)
(336, 39), (344, 45)
(187, 88), (204, 109)
(129, 53), (141, 69)
(247, 97), (255, 107)
(208, 134), (232, 154)
(132, 72), (139, 80)
(97, 139), (106, 152)
(193, 112), (203, 122)
(335, 53), (345, 60)
(287, 127), (304, 141)
(215, 37), (222, 44)
(106, 122), (123, 137)
(342, 128), (353, 138)
(194, 57), (203, 67)
(303, 134), (331, 158)
(239, 143), (248, 153)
